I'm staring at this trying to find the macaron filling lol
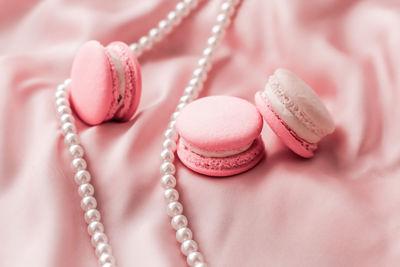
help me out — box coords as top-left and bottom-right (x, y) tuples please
(102, 42), (140, 122)
(106, 48), (126, 108)
(181, 138), (254, 158)
(109, 42), (141, 122)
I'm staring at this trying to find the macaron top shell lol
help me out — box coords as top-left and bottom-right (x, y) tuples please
(70, 40), (113, 125)
(176, 96), (263, 153)
(265, 68), (335, 143)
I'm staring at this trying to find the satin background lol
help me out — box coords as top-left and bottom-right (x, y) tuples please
(1, 0), (400, 266)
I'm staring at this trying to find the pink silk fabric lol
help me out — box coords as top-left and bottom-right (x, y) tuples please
(1, 0), (400, 266)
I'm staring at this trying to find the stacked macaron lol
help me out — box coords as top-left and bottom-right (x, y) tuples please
(176, 96), (265, 177)
(255, 68), (335, 158)
(70, 40), (142, 125)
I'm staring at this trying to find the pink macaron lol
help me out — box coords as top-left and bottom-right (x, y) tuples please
(176, 96), (265, 177)
(255, 68), (335, 158)
(70, 40), (141, 125)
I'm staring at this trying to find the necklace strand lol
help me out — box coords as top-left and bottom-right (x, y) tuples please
(55, 0), (240, 266)
(159, 1), (240, 266)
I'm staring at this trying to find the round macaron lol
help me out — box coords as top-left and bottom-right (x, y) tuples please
(176, 96), (265, 177)
(254, 68), (335, 158)
(70, 40), (142, 125)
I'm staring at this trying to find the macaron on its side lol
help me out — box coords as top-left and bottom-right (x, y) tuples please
(255, 91), (317, 158)
(177, 136), (265, 177)
(107, 41), (142, 122)
(266, 69), (335, 143)
(70, 40), (115, 125)
(70, 40), (142, 125)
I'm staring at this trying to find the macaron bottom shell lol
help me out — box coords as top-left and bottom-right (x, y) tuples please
(176, 136), (266, 177)
(255, 91), (317, 158)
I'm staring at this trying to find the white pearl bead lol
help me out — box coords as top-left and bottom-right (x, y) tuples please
(55, 90), (67, 99)
(167, 11), (182, 26)
(197, 58), (211, 72)
(78, 183), (95, 197)
(64, 133), (80, 146)
(96, 242), (112, 257)
(184, 0), (198, 9)
(164, 129), (178, 142)
(179, 95), (192, 105)
(164, 188), (179, 202)
(129, 43), (138, 51)
(176, 2), (190, 16)
(211, 24), (225, 39)
(181, 239), (198, 256)
(57, 105), (72, 117)
(160, 149), (175, 162)
(188, 78), (203, 91)
(171, 214), (188, 230)
(130, 43), (142, 57)
(91, 231), (108, 247)
(81, 196), (97, 211)
(194, 263), (208, 267)
(163, 139), (177, 152)
(56, 98), (69, 107)
(170, 111), (180, 121)
(75, 170), (91, 184)
(64, 78), (72, 86)
(193, 68), (207, 82)
(85, 209), (101, 224)
(202, 47), (214, 59)
(221, 2), (235, 15)
(187, 251), (205, 266)
(176, 227), (193, 243)
(62, 122), (76, 136)
(88, 221), (104, 236)
(71, 158), (87, 171)
(168, 120), (177, 130)
(69, 144), (84, 158)
(216, 13), (231, 27)
(149, 27), (161, 42)
(139, 36), (151, 51)
(60, 114), (75, 125)
(57, 84), (66, 91)
(98, 253), (115, 265)
(160, 162), (176, 175)
(160, 174), (176, 189)
(167, 201), (183, 217)
(184, 86), (199, 98)
(102, 263), (115, 267)
(158, 19), (172, 35)
(176, 103), (187, 111)
(207, 36), (218, 48)
(129, 43), (138, 50)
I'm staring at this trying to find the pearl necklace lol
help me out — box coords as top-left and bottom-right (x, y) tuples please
(55, 1), (240, 266)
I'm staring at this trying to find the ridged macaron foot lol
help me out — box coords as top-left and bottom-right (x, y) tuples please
(255, 68), (335, 158)
(70, 40), (142, 125)
(176, 96), (265, 177)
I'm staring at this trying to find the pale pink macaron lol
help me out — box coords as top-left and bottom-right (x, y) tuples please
(255, 68), (335, 158)
(176, 96), (265, 177)
(70, 40), (141, 125)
